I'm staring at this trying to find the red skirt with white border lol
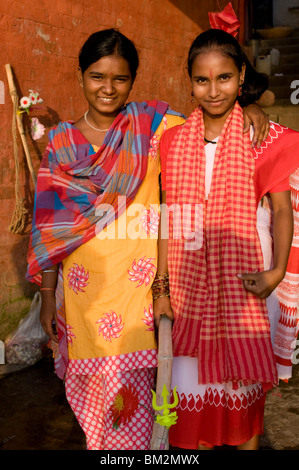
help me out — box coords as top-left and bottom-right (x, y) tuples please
(169, 356), (266, 448)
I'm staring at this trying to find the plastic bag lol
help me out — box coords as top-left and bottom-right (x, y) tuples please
(4, 292), (49, 365)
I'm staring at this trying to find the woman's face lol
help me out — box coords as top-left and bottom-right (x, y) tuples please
(79, 54), (133, 118)
(191, 49), (245, 120)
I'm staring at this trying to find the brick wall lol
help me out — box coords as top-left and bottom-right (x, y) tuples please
(0, 0), (239, 337)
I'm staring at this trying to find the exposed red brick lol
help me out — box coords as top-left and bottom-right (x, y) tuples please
(0, 0), (239, 307)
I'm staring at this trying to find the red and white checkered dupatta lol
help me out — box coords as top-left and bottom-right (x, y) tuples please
(166, 102), (278, 389)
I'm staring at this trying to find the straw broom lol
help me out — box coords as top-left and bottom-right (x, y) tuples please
(5, 64), (37, 234)
(150, 314), (173, 450)
(5, 64), (37, 187)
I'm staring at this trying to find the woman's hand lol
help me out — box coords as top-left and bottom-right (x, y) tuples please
(153, 296), (174, 327)
(240, 191), (293, 299)
(243, 103), (270, 148)
(40, 292), (58, 343)
(237, 268), (285, 299)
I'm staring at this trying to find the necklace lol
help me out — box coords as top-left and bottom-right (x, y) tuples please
(204, 137), (217, 144)
(84, 111), (110, 132)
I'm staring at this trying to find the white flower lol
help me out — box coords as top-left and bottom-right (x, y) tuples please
(20, 96), (31, 109)
(29, 94), (38, 105)
(29, 89), (43, 104)
(31, 117), (45, 141)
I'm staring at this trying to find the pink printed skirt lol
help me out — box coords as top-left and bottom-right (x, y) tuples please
(65, 367), (155, 450)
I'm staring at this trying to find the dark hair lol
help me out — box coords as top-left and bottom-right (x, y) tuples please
(79, 29), (139, 81)
(187, 29), (268, 107)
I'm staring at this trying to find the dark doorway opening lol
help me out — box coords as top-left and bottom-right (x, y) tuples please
(252, 0), (273, 30)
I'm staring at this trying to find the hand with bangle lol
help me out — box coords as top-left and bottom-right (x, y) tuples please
(40, 266), (59, 342)
(151, 272), (170, 300)
(152, 272), (174, 327)
(40, 268), (58, 290)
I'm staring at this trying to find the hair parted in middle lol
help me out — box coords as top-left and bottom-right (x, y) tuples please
(187, 29), (268, 107)
(79, 29), (139, 81)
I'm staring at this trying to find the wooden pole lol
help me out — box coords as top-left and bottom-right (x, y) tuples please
(150, 315), (173, 450)
(5, 64), (37, 187)
(238, 0), (246, 44)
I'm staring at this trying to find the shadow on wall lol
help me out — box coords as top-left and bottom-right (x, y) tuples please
(10, 237), (36, 296)
(20, 106), (61, 167)
(9, 103), (62, 291)
(7, 71), (62, 301)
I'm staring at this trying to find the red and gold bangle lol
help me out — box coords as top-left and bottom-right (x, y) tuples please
(151, 273), (170, 300)
(40, 287), (56, 291)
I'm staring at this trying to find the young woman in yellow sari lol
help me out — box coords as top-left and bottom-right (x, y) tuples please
(27, 28), (270, 450)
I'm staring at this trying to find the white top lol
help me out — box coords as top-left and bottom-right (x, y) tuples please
(204, 127), (254, 199)
(204, 138), (218, 199)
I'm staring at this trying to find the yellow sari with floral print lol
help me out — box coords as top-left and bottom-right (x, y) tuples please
(63, 113), (184, 369)
(62, 113), (185, 450)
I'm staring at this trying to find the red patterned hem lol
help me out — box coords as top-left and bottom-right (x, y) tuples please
(169, 390), (266, 448)
(66, 349), (157, 375)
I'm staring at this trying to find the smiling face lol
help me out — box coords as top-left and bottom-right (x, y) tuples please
(191, 49), (245, 121)
(79, 54), (133, 119)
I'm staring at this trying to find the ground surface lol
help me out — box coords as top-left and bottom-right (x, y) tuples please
(0, 352), (299, 451)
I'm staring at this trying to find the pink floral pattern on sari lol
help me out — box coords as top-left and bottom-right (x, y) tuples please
(148, 135), (160, 159)
(67, 263), (89, 294)
(96, 311), (124, 342)
(66, 324), (76, 345)
(148, 116), (167, 159)
(140, 206), (160, 235)
(142, 304), (154, 331)
(128, 257), (156, 287)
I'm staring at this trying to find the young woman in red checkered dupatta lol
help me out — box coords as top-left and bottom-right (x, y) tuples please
(155, 29), (299, 450)
(28, 27), (269, 451)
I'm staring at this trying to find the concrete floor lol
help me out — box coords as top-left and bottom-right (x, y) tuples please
(1, 352), (299, 451)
